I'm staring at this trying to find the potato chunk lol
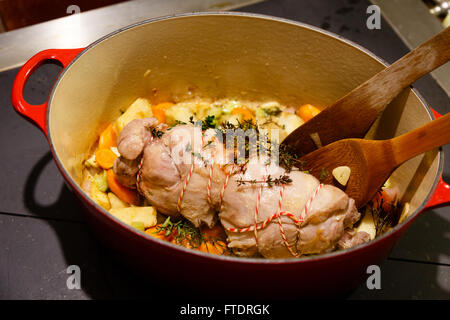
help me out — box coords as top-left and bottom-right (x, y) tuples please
(109, 206), (157, 229)
(113, 98), (152, 134)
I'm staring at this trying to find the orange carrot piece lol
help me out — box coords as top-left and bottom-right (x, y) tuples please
(231, 107), (255, 122)
(95, 148), (117, 169)
(200, 224), (226, 241)
(296, 104), (321, 122)
(152, 102), (174, 124)
(198, 240), (227, 255)
(106, 169), (138, 204)
(154, 102), (175, 109)
(98, 124), (117, 149)
(372, 188), (398, 212)
(152, 108), (166, 124)
(145, 226), (168, 241)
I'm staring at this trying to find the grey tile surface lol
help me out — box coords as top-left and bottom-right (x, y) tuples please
(0, 0), (449, 300)
(0, 65), (84, 222)
(0, 214), (109, 299)
(350, 258), (450, 299)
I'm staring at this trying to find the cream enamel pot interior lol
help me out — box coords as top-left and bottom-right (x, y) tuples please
(11, 13), (450, 297)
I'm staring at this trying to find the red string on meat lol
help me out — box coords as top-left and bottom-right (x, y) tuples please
(226, 182), (323, 257)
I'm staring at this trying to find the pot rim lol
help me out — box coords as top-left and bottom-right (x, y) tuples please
(46, 11), (444, 265)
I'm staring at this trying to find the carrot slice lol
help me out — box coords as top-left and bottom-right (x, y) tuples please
(152, 102), (174, 124)
(231, 107), (255, 122)
(198, 240), (227, 255)
(296, 104), (321, 122)
(152, 108), (166, 124)
(145, 225), (169, 241)
(106, 169), (138, 204)
(95, 149), (117, 169)
(154, 102), (175, 109)
(98, 124), (117, 149)
(200, 224), (226, 241)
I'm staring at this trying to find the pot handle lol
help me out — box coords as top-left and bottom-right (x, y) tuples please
(11, 48), (84, 136)
(423, 108), (450, 211)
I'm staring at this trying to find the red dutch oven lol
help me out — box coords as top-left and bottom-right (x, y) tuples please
(11, 13), (450, 297)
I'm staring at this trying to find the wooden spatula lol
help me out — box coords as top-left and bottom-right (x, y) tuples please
(282, 26), (450, 156)
(298, 113), (450, 208)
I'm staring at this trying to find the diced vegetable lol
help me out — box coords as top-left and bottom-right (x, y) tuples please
(221, 113), (242, 126)
(109, 206), (157, 229)
(113, 98), (152, 134)
(152, 107), (165, 124)
(95, 148), (118, 169)
(221, 100), (239, 114)
(131, 221), (145, 232)
(356, 208), (376, 240)
(200, 224), (226, 241)
(110, 147), (120, 157)
(372, 187), (398, 213)
(154, 102), (175, 110)
(332, 166), (351, 186)
(275, 112), (304, 136)
(145, 225), (169, 240)
(84, 154), (98, 168)
(165, 104), (195, 125)
(296, 104), (321, 122)
(198, 240), (227, 255)
(255, 108), (267, 119)
(98, 124), (117, 149)
(93, 171), (108, 192)
(107, 192), (128, 209)
(152, 102), (174, 124)
(106, 169), (138, 204)
(231, 107), (255, 122)
(90, 181), (110, 210)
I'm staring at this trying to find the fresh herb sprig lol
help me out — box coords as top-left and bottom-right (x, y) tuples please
(155, 217), (204, 248)
(150, 128), (164, 138)
(369, 192), (401, 236)
(236, 174), (293, 187)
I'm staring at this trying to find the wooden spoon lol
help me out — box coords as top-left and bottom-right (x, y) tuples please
(298, 113), (450, 208)
(282, 26), (450, 156)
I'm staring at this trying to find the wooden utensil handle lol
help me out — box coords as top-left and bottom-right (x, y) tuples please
(345, 27), (450, 114)
(392, 113), (450, 166)
(281, 28), (450, 156)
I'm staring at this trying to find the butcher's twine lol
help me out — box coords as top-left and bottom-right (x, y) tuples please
(226, 182), (323, 257)
(136, 130), (324, 257)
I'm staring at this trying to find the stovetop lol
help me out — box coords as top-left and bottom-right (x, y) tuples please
(0, 0), (449, 300)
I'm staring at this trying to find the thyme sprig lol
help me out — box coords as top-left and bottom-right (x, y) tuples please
(150, 128), (164, 138)
(236, 174), (293, 187)
(156, 217), (204, 248)
(369, 192), (401, 236)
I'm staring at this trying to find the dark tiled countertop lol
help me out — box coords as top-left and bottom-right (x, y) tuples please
(0, 0), (449, 300)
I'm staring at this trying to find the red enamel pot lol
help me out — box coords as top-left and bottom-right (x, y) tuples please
(11, 13), (450, 298)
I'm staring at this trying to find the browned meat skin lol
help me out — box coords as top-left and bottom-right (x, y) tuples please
(337, 230), (371, 250)
(113, 118), (368, 258)
(117, 118), (157, 160)
(219, 158), (362, 258)
(113, 157), (139, 188)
